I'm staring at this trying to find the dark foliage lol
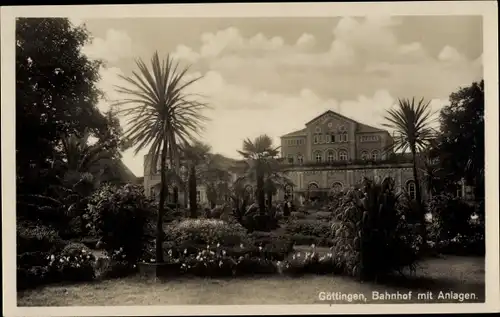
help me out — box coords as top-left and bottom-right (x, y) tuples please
(84, 183), (153, 263)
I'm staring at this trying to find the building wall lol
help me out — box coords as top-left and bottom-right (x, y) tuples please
(281, 111), (392, 163)
(281, 136), (307, 164)
(282, 165), (417, 193)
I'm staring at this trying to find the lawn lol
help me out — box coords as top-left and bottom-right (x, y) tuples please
(17, 255), (484, 306)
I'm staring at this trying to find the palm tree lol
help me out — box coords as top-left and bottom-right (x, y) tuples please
(237, 135), (280, 215)
(383, 97), (436, 245)
(114, 52), (208, 263)
(181, 141), (211, 218)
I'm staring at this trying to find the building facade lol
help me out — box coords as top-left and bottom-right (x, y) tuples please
(143, 154), (247, 207)
(279, 110), (421, 201)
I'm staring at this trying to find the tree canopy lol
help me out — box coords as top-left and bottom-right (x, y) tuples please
(435, 80), (484, 199)
(16, 18), (124, 212)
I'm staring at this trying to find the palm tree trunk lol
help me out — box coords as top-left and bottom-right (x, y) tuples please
(189, 165), (197, 218)
(267, 191), (273, 211)
(156, 143), (168, 263)
(256, 167), (266, 215)
(411, 151), (427, 247)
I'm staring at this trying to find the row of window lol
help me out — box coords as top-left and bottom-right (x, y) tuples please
(360, 135), (380, 142)
(360, 150), (380, 160)
(285, 179), (418, 200)
(313, 133), (348, 144)
(285, 138), (305, 146)
(287, 149), (382, 163)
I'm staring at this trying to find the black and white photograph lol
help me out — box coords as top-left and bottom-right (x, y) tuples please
(1, 2), (499, 316)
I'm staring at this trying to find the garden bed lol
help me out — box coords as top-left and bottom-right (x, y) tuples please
(17, 256), (485, 306)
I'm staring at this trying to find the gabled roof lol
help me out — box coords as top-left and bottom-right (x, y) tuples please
(280, 128), (307, 138)
(304, 110), (356, 126)
(305, 109), (389, 134)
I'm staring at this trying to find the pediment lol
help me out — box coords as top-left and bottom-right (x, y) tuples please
(305, 110), (354, 128)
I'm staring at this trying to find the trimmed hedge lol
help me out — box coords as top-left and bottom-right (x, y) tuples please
(285, 219), (332, 238)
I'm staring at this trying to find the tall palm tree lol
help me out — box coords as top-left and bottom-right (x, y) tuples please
(237, 135), (280, 215)
(181, 141), (211, 218)
(383, 97), (436, 244)
(114, 52), (208, 263)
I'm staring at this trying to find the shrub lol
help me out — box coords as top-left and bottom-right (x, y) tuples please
(176, 248), (277, 277)
(285, 219), (331, 238)
(309, 211), (333, 221)
(165, 218), (252, 248)
(50, 242), (96, 282)
(427, 194), (476, 240)
(17, 220), (68, 254)
(331, 179), (421, 281)
(85, 183), (153, 263)
(278, 247), (339, 276)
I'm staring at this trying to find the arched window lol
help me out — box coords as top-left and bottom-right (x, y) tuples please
(307, 182), (319, 200)
(314, 151), (323, 163)
(297, 154), (304, 164)
(371, 150), (379, 160)
(360, 151), (369, 160)
(327, 150), (336, 162)
(406, 180), (416, 200)
(332, 182), (343, 192)
(339, 150), (348, 161)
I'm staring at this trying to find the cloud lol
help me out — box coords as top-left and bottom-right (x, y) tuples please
(166, 16), (481, 102)
(96, 62), (449, 176)
(181, 70), (445, 156)
(438, 45), (467, 63)
(82, 29), (135, 63)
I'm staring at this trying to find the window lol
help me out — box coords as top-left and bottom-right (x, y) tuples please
(361, 135), (380, 142)
(150, 187), (156, 198)
(313, 134), (319, 144)
(332, 182), (343, 192)
(196, 190), (201, 202)
(361, 151), (369, 160)
(406, 180), (416, 200)
(319, 134), (324, 144)
(341, 133), (348, 142)
(314, 151), (323, 163)
(326, 134), (331, 143)
(287, 155), (294, 164)
(371, 150), (379, 160)
(327, 150), (336, 162)
(297, 154), (304, 164)
(339, 150), (348, 161)
(331, 134), (336, 143)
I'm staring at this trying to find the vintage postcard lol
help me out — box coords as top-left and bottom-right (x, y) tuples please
(1, 1), (499, 316)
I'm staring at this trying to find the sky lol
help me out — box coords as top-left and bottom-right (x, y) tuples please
(74, 16), (483, 177)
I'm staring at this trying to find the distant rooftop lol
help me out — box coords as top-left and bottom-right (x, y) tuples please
(281, 110), (388, 138)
